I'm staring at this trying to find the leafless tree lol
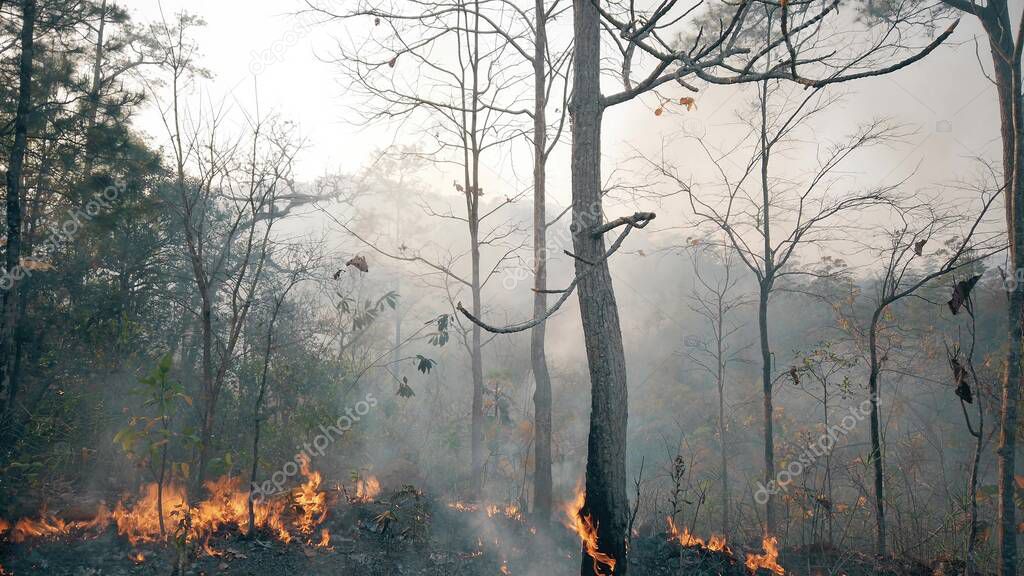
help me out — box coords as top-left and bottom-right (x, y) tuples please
(524, 0), (571, 527)
(831, 182), (1002, 554)
(867, 202), (1001, 555)
(657, 81), (907, 538)
(146, 11), (307, 486)
(248, 244), (321, 533)
(460, 0), (956, 570)
(685, 241), (748, 538)
(790, 341), (856, 549)
(945, 303), (996, 576)
(310, 0), (550, 498)
(568, 1), (958, 570)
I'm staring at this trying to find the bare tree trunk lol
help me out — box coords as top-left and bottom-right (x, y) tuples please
(466, 0), (485, 499)
(573, 1), (629, 572)
(756, 83), (777, 535)
(867, 311), (887, 556)
(1, 0), (37, 417)
(157, 426), (168, 537)
(984, 10), (1023, 574)
(716, 311), (729, 537)
(249, 293), (286, 533)
(531, 0), (553, 527)
(966, 397), (984, 575)
(197, 293), (215, 487)
(757, 285), (775, 534)
(470, 232), (484, 497)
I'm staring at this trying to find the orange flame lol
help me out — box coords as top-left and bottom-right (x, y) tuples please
(11, 508), (68, 542)
(745, 536), (785, 575)
(453, 501), (522, 522)
(353, 475), (381, 503)
(201, 535), (223, 557)
(316, 527), (331, 548)
(130, 551), (145, 564)
(665, 516), (730, 554)
(563, 487), (616, 576)
(293, 455), (328, 535)
(8, 503), (111, 542)
(1, 459), (331, 550)
(447, 501), (478, 512)
(502, 504), (523, 522)
(112, 482), (187, 544)
(111, 477), (292, 546)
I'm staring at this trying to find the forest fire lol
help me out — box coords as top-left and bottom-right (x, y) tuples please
(447, 501), (478, 513)
(563, 487), (616, 576)
(293, 455), (328, 536)
(1, 458), (329, 552)
(446, 501), (524, 523)
(0, 0), (1010, 572)
(665, 516), (730, 554)
(486, 503), (524, 522)
(110, 476), (292, 545)
(5, 503), (111, 543)
(745, 536), (785, 575)
(666, 517), (785, 575)
(352, 475), (381, 503)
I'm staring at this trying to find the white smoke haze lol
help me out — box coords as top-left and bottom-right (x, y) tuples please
(0, 0), (1018, 575)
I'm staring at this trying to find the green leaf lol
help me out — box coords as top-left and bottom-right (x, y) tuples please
(414, 355), (436, 374)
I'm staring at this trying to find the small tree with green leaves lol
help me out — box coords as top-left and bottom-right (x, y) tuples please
(114, 354), (193, 536)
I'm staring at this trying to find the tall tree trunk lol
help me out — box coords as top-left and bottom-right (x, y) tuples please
(716, 311), (729, 537)
(984, 8), (1023, 574)
(466, 0), (485, 499)
(250, 293), (286, 533)
(867, 310), (887, 556)
(573, 0), (629, 573)
(81, 0), (107, 180)
(757, 83), (777, 535)
(757, 284), (775, 534)
(196, 294), (215, 488)
(1, 0), (37, 416)
(966, 395), (984, 575)
(531, 0), (553, 527)
(470, 231), (484, 497)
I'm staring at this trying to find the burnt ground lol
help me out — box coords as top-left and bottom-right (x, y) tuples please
(0, 495), (979, 576)
(1, 494), (577, 576)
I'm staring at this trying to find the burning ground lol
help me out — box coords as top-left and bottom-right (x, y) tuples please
(0, 467), (968, 576)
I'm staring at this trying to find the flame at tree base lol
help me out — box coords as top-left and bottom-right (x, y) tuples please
(563, 487), (616, 576)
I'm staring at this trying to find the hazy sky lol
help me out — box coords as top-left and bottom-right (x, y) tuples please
(127, 1), (1008, 247)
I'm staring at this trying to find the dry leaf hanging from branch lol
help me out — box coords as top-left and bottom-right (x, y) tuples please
(346, 255), (369, 273)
